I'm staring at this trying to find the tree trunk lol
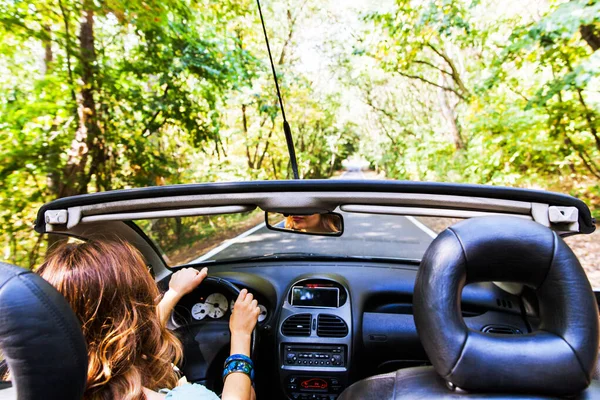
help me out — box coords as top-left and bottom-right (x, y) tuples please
(271, 157), (279, 179)
(242, 104), (254, 169)
(438, 76), (465, 150)
(46, 4), (99, 252)
(59, 4), (99, 198)
(41, 25), (53, 75)
(580, 25), (600, 51)
(256, 119), (276, 170)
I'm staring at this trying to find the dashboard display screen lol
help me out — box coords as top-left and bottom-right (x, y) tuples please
(291, 286), (339, 307)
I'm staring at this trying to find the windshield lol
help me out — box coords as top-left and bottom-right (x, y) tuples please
(134, 211), (463, 266)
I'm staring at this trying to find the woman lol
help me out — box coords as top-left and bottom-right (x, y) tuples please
(37, 239), (259, 400)
(285, 213), (341, 233)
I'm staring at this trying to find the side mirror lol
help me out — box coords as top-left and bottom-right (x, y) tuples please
(265, 212), (344, 237)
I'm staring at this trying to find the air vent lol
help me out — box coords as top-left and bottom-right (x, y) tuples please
(496, 298), (513, 309)
(281, 314), (311, 337)
(482, 325), (522, 335)
(317, 314), (348, 338)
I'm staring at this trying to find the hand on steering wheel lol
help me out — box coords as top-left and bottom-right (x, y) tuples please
(230, 289), (261, 357)
(159, 267), (208, 327)
(169, 267), (209, 297)
(174, 275), (259, 389)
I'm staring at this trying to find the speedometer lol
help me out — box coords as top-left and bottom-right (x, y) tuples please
(205, 293), (228, 319)
(258, 304), (268, 322)
(191, 303), (209, 320)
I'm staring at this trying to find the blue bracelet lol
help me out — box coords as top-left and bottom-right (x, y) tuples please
(224, 354), (253, 368)
(222, 359), (254, 382)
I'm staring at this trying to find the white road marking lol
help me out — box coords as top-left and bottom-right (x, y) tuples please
(404, 216), (437, 239)
(190, 222), (266, 263)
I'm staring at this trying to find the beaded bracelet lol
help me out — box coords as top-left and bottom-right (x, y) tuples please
(224, 354), (253, 368)
(222, 359), (254, 382)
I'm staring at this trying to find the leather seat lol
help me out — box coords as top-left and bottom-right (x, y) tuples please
(340, 216), (600, 399)
(0, 261), (87, 400)
(340, 366), (600, 399)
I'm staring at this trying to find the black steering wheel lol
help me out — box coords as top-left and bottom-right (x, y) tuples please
(172, 276), (257, 391)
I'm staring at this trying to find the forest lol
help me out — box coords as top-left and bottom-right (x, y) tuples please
(0, 0), (599, 268)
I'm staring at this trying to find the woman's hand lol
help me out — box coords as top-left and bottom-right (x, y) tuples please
(168, 267), (208, 297)
(229, 289), (260, 357)
(158, 267), (208, 327)
(223, 289), (259, 400)
(230, 289), (260, 337)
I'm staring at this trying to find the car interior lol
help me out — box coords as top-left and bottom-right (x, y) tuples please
(0, 179), (599, 399)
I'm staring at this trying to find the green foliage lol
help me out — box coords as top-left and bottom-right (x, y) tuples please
(0, 0), (357, 266)
(354, 0), (599, 206)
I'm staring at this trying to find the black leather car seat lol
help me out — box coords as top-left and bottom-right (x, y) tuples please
(0, 261), (87, 400)
(340, 216), (600, 399)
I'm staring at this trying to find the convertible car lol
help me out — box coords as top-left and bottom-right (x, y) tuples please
(0, 179), (599, 399)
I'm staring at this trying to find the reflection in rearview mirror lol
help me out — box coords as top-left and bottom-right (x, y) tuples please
(265, 212), (344, 237)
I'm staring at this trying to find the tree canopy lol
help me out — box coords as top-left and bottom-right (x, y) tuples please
(0, 0), (598, 267)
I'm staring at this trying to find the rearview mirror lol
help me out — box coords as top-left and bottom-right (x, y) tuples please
(265, 212), (344, 237)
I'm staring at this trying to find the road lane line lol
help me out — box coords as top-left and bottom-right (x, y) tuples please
(405, 216), (437, 239)
(190, 222), (266, 263)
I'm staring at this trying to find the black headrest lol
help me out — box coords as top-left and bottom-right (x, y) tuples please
(414, 216), (599, 396)
(0, 262), (87, 399)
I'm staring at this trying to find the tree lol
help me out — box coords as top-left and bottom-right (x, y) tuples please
(364, 0), (478, 150)
(0, 0), (258, 265)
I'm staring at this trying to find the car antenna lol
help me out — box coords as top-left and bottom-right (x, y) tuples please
(255, 0), (300, 180)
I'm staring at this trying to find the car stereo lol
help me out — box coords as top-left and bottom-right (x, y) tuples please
(285, 375), (344, 399)
(283, 344), (346, 367)
(291, 286), (339, 308)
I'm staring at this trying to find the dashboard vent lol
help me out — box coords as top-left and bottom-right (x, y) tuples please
(482, 325), (522, 335)
(281, 314), (311, 337)
(317, 314), (348, 338)
(496, 298), (513, 309)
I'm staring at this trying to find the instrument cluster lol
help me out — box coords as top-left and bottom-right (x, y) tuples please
(189, 292), (267, 322)
(171, 288), (268, 327)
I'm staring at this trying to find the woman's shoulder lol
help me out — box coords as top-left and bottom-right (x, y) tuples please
(162, 383), (220, 400)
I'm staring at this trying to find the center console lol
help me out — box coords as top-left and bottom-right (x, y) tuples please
(277, 278), (352, 400)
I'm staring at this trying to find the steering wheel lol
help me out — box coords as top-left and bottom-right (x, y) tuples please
(172, 276), (257, 391)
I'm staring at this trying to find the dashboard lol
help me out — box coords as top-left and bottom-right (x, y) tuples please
(161, 260), (529, 400)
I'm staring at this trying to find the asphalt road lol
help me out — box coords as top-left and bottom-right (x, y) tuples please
(192, 212), (436, 263)
(191, 170), (436, 263)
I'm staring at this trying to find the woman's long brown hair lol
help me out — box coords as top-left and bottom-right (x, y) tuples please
(37, 239), (182, 400)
